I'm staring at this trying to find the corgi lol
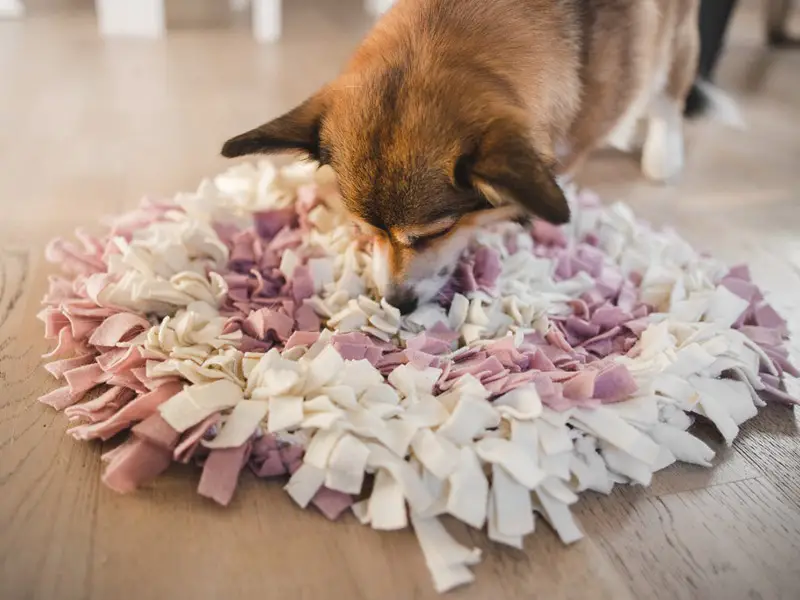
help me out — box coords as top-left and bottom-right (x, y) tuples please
(222, 0), (706, 313)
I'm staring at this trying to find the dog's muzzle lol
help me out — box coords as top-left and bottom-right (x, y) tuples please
(385, 286), (419, 315)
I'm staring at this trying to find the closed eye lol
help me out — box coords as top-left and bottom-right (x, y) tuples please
(406, 227), (452, 249)
(317, 143), (332, 166)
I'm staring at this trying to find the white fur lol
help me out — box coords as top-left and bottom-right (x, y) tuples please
(412, 275), (451, 304)
(642, 95), (685, 182)
(371, 241), (391, 295)
(606, 118), (648, 153)
(605, 94), (651, 152)
(406, 227), (475, 303)
(606, 64), (668, 152)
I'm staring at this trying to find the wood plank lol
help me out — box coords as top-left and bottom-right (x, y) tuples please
(458, 520), (634, 600)
(86, 470), (633, 600)
(0, 248), (101, 600)
(645, 420), (761, 498)
(577, 477), (800, 600)
(734, 405), (800, 510)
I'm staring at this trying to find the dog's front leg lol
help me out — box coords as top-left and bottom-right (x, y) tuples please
(554, 111), (625, 181)
(554, 146), (592, 182)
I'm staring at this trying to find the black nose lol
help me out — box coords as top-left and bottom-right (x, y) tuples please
(396, 296), (418, 315)
(387, 290), (418, 315)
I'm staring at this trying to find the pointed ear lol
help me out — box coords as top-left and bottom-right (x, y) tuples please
(221, 93), (327, 160)
(455, 121), (570, 224)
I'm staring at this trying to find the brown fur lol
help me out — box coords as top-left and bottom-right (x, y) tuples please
(222, 0), (700, 311)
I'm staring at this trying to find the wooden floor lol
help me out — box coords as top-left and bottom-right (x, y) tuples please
(1, 2), (799, 599)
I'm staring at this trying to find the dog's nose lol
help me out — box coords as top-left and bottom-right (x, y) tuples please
(395, 295), (418, 315)
(386, 288), (418, 315)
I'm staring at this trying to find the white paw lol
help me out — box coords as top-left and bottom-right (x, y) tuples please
(606, 118), (647, 153)
(642, 118), (684, 182)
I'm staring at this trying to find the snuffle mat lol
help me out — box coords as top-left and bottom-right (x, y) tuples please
(40, 160), (799, 593)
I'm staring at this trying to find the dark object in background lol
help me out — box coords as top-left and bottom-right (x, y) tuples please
(686, 0), (798, 116)
(684, 84), (710, 119)
(684, 0), (739, 117)
(696, 0), (798, 79)
(766, 0), (800, 47)
(697, 0), (740, 81)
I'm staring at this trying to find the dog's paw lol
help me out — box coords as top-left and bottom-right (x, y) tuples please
(606, 118), (647, 153)
(642, 121), (684, 182)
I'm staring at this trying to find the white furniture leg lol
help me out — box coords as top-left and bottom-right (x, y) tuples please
(96, 0), (165, 38)
(365, 0), (394, 18)
(0, 0), (24, 18)
(253, 0), (282, 43)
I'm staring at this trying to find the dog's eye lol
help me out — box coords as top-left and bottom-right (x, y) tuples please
(407, 227), (451, 249)
(317, 143), (332, 166)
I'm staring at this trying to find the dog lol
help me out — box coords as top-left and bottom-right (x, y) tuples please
(222, 0), (709, 314)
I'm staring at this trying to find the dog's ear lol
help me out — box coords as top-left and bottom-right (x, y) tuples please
(454, 121), (570, 224)
(221, 92), (327, 160)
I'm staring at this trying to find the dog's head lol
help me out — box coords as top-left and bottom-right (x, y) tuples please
(222, 69), (570, 313)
